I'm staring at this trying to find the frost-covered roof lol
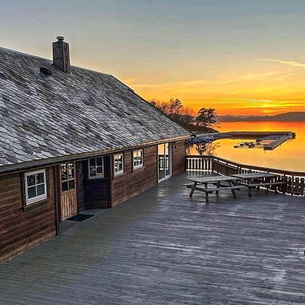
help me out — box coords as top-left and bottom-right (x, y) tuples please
(0, 47), (190, 169)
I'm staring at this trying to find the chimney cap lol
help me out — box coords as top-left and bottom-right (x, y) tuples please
(56, 36), (64, 41)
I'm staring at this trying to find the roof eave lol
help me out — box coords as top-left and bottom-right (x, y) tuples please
(0, 135), (191, 175)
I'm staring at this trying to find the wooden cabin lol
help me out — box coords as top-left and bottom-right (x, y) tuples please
(0, 37), (190, 263)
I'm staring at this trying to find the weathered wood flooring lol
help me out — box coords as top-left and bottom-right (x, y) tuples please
(1, 172), (305, 304)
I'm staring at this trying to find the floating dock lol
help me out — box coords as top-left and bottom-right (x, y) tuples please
(228, 131), (296, 139)
(228, 131), (296, 150)
(188, 131), (296, 151)
(263, 132), (295, 150)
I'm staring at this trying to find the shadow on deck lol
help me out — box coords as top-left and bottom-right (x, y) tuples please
(1, 172), (305, 304)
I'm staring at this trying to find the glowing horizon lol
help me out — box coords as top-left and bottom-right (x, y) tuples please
(124, 58), (305, 116)
(2, 1), (305, 117)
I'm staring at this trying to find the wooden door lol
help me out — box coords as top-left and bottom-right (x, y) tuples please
(60, 162), (77, 220)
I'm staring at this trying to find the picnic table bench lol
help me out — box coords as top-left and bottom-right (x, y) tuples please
(183, 175), (246, 202)
(231, 173), (287, 196)
(183, 173), (288, 202)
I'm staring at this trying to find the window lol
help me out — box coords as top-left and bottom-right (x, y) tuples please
(88, 157), (104, 178)
(25, 169), (47, 205)
(114, 153), (124, 175)
(61, 163), (75, 192)
(133, 149), (143, 169)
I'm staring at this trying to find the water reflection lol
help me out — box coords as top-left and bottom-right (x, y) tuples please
(187, 141), (220, 156)
(187, 122), (305, 172)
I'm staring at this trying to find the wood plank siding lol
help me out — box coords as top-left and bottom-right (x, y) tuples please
(172, 140), (186, 176)
(0, 167), (57, 264)
(111, 146), (158, 207)
(111, 142), (186, 207)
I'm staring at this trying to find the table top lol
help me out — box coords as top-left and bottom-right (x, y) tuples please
(187, 175), (239, 183)
(231, 173), (277, 179)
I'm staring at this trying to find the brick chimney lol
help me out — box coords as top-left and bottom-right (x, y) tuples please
(52, 36), (70, 73)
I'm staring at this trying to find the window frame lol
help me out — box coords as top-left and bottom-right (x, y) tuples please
(113, 153), (124, 176)
(88, 157), (104, 179)
(24, 169), (47, 205)
(60, 163), (75, 192)
(133, 149), (144, 170)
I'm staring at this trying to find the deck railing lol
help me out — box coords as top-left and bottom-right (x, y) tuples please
(186, 155), (305, 196)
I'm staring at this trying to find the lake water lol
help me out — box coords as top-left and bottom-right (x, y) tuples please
(188, 121), (305, 172)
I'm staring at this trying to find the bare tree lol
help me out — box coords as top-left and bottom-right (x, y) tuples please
(195, 108), (218, 129)
(149, 100), (218, 132)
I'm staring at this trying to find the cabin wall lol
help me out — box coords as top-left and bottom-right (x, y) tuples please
(111, 146), (158, 207)
(172, 140), (186, 176)
(0, 167), (56, 264)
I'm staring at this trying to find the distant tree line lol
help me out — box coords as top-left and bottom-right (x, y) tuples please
(148, 98), (218, 133)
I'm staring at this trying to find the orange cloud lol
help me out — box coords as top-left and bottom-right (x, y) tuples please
(260, 59), (305, 67)
(122, 62), (305, 116)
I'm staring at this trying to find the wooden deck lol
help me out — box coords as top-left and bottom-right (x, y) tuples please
(1, 172), (305, 304)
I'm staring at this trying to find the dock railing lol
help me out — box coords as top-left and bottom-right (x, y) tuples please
(186, 155), (305, 196)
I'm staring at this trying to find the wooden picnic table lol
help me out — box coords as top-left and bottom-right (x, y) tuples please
(184, 175), (245, 202)
(231, 172), (287, 196)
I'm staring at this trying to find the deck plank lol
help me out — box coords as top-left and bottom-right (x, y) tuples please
(1, 172), (305, 304)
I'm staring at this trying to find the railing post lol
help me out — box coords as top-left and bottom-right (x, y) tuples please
(185, 156), (305, 197)
(291, 174), (294, 196)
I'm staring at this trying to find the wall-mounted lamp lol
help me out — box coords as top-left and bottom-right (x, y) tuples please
(173, 142), (177, 149)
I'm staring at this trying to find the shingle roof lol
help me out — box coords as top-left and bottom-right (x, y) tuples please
(0, 47), (190, 170)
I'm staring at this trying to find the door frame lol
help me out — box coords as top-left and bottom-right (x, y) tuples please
(60, 162), (78, 220)
(157, 143), (172, 183)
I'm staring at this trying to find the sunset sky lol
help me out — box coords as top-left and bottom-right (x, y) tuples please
(1, 0), (305, 115)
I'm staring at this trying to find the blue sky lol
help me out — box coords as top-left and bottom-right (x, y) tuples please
(2, 0), (305, 115)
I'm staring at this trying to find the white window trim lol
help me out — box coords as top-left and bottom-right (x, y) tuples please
(114, 153), (124, 176)
(25, 169), (47, 205)
(133, 149), (143, 170)
(88, 157), (104, 179)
